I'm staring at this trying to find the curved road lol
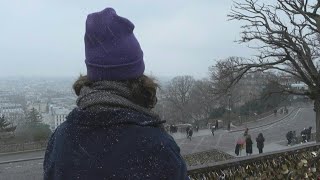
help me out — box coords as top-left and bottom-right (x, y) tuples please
(176, 107), (315, 155)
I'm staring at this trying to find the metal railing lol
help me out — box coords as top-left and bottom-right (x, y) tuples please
(187, 143), (320, 179)
(183, 149), (234, 167)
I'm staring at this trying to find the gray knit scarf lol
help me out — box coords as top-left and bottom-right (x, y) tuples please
(76, 80), (160, 120)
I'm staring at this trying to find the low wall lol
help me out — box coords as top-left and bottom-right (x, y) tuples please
(183, 149), (234, 167)
(187, 143), (320, 179)
(0, 141), (47, 154)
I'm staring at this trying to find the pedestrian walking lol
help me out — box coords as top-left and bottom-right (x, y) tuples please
(235, 138), (245, 156)
(186, 126), (190, 136)
(211, 127), (214, 136)
(256, 133), (265, 154)
(292, 131), (298, 145)
(246, 135), (253, 156)
(187, 128), (193, 141)
(43, 8), (188, 180)
(286, 131), (293, 146)
(215, 120), (219, 129)
(301, 128), (307, 143)
(307, 127), (312, 142)
(235, 143), (240, 156)
(244, 128), (249, 137)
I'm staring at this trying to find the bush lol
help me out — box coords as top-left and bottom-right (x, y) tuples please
(16, 122), (52, 142)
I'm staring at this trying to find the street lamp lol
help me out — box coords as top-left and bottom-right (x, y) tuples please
(249, 91), (253, 119)
(228, 93), (231, 131)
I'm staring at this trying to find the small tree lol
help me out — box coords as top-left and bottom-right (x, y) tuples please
(0, 116), (10, 130)
(26, 108), (42, 123)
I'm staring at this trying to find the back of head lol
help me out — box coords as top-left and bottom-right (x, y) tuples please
(75, 8), (159, 109)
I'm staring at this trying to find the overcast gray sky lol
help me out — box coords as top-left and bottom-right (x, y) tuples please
(0, 0), (254, 79)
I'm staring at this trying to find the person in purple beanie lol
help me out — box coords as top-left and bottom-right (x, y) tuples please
(43, 8), (188, 180)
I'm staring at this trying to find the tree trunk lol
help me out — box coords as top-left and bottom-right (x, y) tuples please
(315, 96), (320, 142)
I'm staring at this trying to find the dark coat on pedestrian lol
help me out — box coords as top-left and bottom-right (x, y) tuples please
(188, 129), (193, 137)
(186, 126), (190, 134)
(256, 133), (265, 149)
(43, 108), (188, 180)
(211, 128), (214, 136)
(286, 131), (293, 140)
(235, 144), (240, 156)
(307, 127), (312, 141)
(246, 136), (253, 154)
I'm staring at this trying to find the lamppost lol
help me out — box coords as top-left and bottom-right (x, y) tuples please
(228, 93), (231, 131)
(249, 91), (253, 120)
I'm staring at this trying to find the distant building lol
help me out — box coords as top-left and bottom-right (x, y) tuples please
(0, 103), (24, 125)
(278, 74), (309, 100)
(290, 82), (308, 91)
(27, 102), (48, 114)
(48, 106), (71, 130)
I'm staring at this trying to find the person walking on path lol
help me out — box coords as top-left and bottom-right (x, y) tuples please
(186, 126), (190, 137)
(286, 131), (293, 146)
(246, 135), (253, 156)
(244, 127), (249, 137)
(256, 133), (265, 154)
(187, 128), (193, 141)
(211, 127), (215, 136)
(235, 138), (245, 156)
(43, 8), (188, 180)
(301, 128), (307, 143)
(235, 143), (241, 156)
(307, 126), (312, 142)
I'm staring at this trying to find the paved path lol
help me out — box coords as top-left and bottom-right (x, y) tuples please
(0, 151), (44, 163)
(175, 107), (316, 155)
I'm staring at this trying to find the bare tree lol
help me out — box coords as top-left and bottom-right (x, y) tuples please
(209, 57), (239, 107)
(188, 79), (216, 122)
(164, 76), (195, 123)
(227, 0), (320, 141)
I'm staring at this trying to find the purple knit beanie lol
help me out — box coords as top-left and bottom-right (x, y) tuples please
(84, 8), (145, 81)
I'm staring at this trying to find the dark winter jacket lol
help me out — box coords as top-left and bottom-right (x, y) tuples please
(235, 144), (240, 156)
(43, 108), (188, 180)
(246, 138), (253, 154)
(256, 136), (265, 149)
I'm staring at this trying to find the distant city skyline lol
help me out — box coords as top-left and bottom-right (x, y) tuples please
(0, 0), (254, 79)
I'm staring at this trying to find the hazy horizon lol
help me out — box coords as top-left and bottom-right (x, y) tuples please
(0, 0), (254, 79)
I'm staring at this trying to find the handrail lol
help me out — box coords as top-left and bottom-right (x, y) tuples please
(187, 143), (320, 179)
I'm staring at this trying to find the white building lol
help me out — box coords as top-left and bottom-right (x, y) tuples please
(291, 82), (308, 91)
(49, 106), (71, 130)
(27, 102), (48, 114)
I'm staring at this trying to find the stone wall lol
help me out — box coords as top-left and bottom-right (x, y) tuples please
(0, 141), (47, 153)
